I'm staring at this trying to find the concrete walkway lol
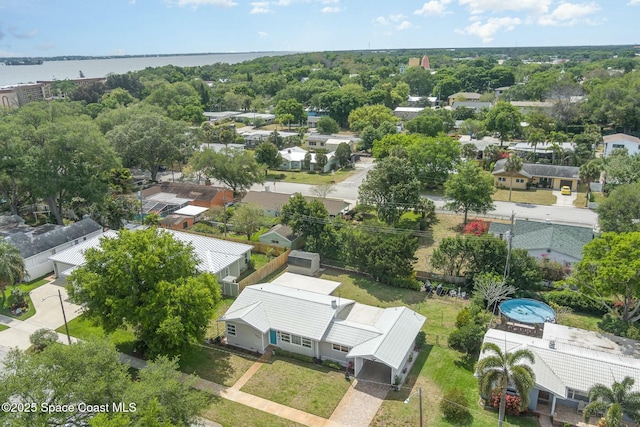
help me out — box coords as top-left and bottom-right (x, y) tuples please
(329, 379), (388, 427)
(230, 348), (272, 391)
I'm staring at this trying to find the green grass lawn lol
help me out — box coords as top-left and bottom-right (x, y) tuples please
(240, 356), (350, 418)
(56, 315), (138, 354)
(265, 168), (356, 185)
(179, 345), (256, 387)
(493, 188), (557, 205)
(251, 253), (271, 270)
(0, 324), (8, 332)
(560, 312), (602, 332)
(202, 397), (305, 427)
(573, 191), (605, 207)
(0, 276), (52, 320)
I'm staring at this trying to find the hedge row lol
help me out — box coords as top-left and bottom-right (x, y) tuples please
(541, 290), (608, 316)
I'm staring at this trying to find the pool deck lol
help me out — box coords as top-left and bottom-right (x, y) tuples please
(492, 320), (544, 338)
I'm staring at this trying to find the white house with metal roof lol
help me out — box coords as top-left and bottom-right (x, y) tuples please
(219, 279), (426, 385)
(49, 228), (253, 280)
(480, 323), (640, 423)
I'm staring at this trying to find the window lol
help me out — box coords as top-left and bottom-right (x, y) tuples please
(226, 324), (236, 336)
(515, 178), (524, 183)
(292, 335), (301, 345)
(280, 333), (291, 343)
(271, 240), (279, 244)
(567, 388), (589, 402)
(498, 177), (506, 182)
(612, 144), (624, 149)
(302, 338), (312, 348)
(182, 222), (188, 229)
(332, 344), (350, 353)
(309, 141), (317, 146)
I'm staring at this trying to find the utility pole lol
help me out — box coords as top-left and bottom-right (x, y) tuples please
(503, 211), (515, 283)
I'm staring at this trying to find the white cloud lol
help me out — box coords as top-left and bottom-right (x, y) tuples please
(629, 0), (640, 4)
(538, 2), (600, 26)
(456, 16), (521, 42)
(414, 0), (451, 16)
(321, 6), (340, 13)
(257, 31), (269, 38)
(458, 0), (550, 14)
(374, 13), (406, 25)
(389, 13), (405, 21)
(167, 0), (238, 7)
(374, 16), (388, 25)
(397, 20), (413, 30)
(250, 1), (272, 13)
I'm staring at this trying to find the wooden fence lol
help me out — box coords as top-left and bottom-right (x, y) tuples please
(239, 249), (290, 290)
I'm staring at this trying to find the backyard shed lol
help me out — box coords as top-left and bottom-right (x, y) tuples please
(287, 250), (320, 276)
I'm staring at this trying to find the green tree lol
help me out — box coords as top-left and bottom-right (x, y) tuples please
(0, 239), (26, 308)
(316, 116), (340, 134)
(504, 155), (524, 201)
(92, 194), (140, 230)
(485, 101), (523, 145)
(192, 147), (264, 197)
(604, 151), (640, 186)
(347, 104), (397, 131)
(444, 160), (495, 224)
(461, 143), (478, 160)
(358, 156), (421, 225)
(144, 81), (205, 124)
(476, 343), (536, 427)
(29, 328), (59, 352)
(580, 159), (603, 206)
(597, 182), (640, 233)
(334, 142), (352, 167)
(570, 232), (640, 323)
(107, 110), (194, 182)
(315, 150), (328, 172)
(275, 98), (306, 129)
(68, 228), (222, 357)
(406, 114), (444, 136)
(232, 203), (268, 239)
(583, 376), (640, 426)
(255, 142), (282, 172)
(281, 193), (329, 239)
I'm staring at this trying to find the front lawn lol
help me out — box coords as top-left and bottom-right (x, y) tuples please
(202, 397), (305, 427)
(179, 345), (256, 387)
(56, 315), (138, 354)
(493, 188), (557, 205)
(0, 324), (8, 332)
(240, 356), (350, 418)
(0, 276), (52, 320)
(265, 168), (355, 185)
(573, 191), (605, 207)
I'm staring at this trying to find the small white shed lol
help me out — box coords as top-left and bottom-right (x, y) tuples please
(287, 250), (320, 276)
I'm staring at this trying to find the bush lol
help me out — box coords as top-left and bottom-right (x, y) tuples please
(415, 331), (426, 350)
(455, 307), (472, 328)
(463, 220), (489, 235)
(7, 289), (27, 311)
(542, 290), (607, 315)
(191, 223), (218, 235)
(322, 360), (343, 370)
(30, 328), (59, 351)
(449, 324), (485, 354)
(491, 389), (522, 415)
(539, 259), (569, 282)
(598, 314), (630, 337)
(440, 388), (471, 424)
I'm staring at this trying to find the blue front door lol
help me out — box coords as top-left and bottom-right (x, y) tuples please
(269, 330), (277, 345)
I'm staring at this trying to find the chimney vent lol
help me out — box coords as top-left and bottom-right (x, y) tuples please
(549, 340), (556, 349)
(331, 300), (337, 309)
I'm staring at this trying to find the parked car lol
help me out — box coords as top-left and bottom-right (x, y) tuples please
(561, 186), (571, 195)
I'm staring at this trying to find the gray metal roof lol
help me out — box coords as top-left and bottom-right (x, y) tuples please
(489, 220), (593, 260)
(482, 325), (640, 396)
(493, 159), (580, 180)
(2, 218), (101, 258)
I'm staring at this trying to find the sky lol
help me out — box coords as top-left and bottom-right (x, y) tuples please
(0, 0), (638, 57)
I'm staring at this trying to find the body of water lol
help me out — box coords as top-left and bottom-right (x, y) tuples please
(0, 52), (294, 86)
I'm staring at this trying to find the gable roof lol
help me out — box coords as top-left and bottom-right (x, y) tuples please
(141, 183), (225, 204)
(241, 191), (350, 216)
(493, 159), (579, 180)
(449, 92), (482, 100)
(482, 324), (640, 396)
(2, 217), (102, 258)
(262, 224), (299, 242)
(220, 283), (426, 370)
(603, 133), (640, 145)
(49, 228), (252, 275)
(489, 220), (594, 260)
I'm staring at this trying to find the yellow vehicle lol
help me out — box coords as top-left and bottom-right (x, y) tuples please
(561, 186), (571, 195)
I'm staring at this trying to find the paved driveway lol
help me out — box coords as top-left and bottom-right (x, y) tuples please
(552, 189), (578, 207)
(29, 283), (83, 329)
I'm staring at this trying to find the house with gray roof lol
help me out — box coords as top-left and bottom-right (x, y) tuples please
(489, 219), (593, 265)
(492, 159), (580, 191)
(480, 324), (640, 425)
(0, 217), (102, 279)
(241, 191), (350, 217)
(49, 227), (252, 280)
(219, 278), (426, 385)
(258, 224), (303, 249)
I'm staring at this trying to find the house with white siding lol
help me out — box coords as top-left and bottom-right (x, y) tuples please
(603, 133), (640, 157)
(219, 275), (426, 385)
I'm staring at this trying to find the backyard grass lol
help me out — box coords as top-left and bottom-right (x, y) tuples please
(492, 188), (557, 205)
(179, 345), (256, 387)
(265, 168), (356, 185)
(0, 276), (52, 320)
(202, 397), (305, 427)
(413, 213), (465, 272)
(560, 312), (602, 332)
(240, 356), (350, 418)
(251, 253), (271, 270)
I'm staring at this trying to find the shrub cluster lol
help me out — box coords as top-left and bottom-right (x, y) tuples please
(321, 360), (343, 370)
(275, 349), (314, 364)
(491, 389), (522, 416)
(440, 388), (471, 424)
(542, 290), (607, 315)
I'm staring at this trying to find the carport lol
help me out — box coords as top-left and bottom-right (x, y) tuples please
(355, 358), (392, 384)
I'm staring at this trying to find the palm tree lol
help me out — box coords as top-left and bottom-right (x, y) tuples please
(0, 240), (26, 308)
(579, 159), (603, 207)
(583, 376), (640, 426)
(476, 343), (536, 427)
(504, 155), (524, 202)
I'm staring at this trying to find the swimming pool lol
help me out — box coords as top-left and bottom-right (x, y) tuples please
(499, 299), (556, 324)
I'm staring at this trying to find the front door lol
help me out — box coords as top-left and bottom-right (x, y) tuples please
(269, 330), (277, 345)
